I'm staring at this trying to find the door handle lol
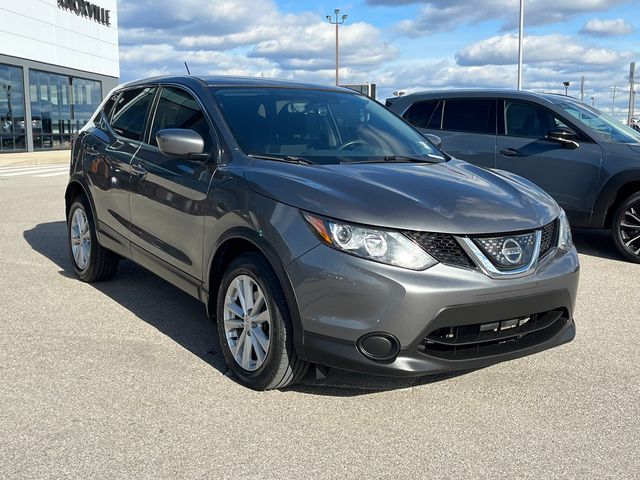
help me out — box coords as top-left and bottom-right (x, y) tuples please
(499, 148), (523, 157)
(131, 163), (148, 178)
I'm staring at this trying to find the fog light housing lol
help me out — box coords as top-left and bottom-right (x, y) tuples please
(357, 333), (400, 362)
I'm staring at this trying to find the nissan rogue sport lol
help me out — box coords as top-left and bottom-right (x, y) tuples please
(65, 76), (579, 390)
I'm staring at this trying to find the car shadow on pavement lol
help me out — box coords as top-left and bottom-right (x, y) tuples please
(24, 221), (472, 396)
(572, 228), (626, 262)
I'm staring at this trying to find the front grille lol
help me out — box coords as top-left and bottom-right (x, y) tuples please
(418, 309), (568, 360)
(540, 219), (559, 257)
(404, 231), (475, 268)
(473, 231), (537, 270)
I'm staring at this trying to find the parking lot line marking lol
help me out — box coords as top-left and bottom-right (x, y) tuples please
(0, 166), (69, 177)
(34, 171), (69, 177)
(0, 164), (68, 173)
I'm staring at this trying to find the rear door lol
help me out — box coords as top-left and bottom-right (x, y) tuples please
(83, 86), (157, 247)
(129, 85), (219, 281)
(404, 98), (497, 168)
(495, 99), (603, 225)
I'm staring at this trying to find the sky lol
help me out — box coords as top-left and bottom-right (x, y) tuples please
(116, 0), (640, 119)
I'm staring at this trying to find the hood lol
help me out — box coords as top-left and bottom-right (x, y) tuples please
(244, 159), (560, 235)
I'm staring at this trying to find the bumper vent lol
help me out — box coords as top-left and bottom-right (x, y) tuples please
(404, 231), (475, 269)
(418, 309), (568, 360)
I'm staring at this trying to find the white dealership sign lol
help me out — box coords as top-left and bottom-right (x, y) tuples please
(0, 0), (119, 78)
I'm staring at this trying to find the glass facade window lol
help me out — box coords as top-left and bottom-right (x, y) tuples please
(0, 63), (26, 152)
(29, 70), (101, 150)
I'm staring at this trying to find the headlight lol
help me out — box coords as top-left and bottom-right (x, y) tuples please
(302, 212), (437, 270)
(558, 210), (573, 251)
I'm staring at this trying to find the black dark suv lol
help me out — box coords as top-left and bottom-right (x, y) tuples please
(388, 90), (640, 263)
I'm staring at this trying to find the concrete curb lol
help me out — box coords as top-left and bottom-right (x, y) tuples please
(0, 150), (70, 167)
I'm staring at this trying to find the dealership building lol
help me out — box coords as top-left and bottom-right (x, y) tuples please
(0, 0), (119, 153)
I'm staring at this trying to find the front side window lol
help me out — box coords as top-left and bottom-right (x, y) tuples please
(403, 100), (442, 129)
(503, 100), (565, 139)
(550, 99), (640, 144)
(212, 87), (440, 164)
(149, 87), (213, 150)
(111, 87), (157, 141)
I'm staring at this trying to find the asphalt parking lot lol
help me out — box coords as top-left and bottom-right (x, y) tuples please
(1, 165), (639, 479)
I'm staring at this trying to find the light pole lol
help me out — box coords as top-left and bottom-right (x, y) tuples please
(326, 9), (348, 86)
(517, 0), (524, 90)
(590, 96), (595, 107)
(563, 81), (570, 96)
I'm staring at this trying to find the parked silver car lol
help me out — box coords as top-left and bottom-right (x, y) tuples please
(66, 77), (579, 390)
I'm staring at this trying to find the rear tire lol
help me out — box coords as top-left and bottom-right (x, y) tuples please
(612, 192), (640, 263)
(67, 195), (119, 282)
(216, 252), (308, 390)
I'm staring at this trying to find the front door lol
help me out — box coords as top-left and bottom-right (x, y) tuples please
(495, 99), (603, 225)
(129, 86), (218, 281)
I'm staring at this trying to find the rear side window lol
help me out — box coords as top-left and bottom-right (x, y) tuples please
(149, 87), (213, 150)
(442, 99), (495, 134)
(110, 87), (157, 141)
(403, 100), (442, 129)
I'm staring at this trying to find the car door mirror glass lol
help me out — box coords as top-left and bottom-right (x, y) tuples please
(546, 128), (579, 149)
(423, 133), (442, 150)
(156, 128), (207, 158)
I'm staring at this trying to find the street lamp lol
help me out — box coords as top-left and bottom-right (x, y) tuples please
(563, 81), (570, 96)
(326, 8), (348, 86)
(517, 0), (524, 90)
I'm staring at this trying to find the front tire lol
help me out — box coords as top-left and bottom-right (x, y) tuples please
(216, 252), (308, 390)
(612, 192), (640, 263)
(67, 195), (119, 282)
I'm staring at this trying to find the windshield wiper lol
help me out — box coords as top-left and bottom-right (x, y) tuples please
(347, 155), (441, 164)
(247, 154), (313, 165)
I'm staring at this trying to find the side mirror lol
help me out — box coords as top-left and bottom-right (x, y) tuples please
(424, 133), (443, 150)
(156, 129), (206, 158)
(546, 128), (579, 149)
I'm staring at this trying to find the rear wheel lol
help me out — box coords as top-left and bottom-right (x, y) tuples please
(67, 196), (119, 281)
(216, 252), (308, 390)
(612, 192), (640, 263)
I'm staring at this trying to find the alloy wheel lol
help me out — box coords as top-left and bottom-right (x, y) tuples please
(223, 275), (271, 371)
(70, 207), (91, 270)
(618, 201), (640, 257)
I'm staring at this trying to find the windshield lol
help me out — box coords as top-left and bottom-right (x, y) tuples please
(550, 98), (640, 144)
(211, 87), (442, 164)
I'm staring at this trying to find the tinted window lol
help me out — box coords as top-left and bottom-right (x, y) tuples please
(504, 101), (565, 138)
(149, 87), (213, 149)
(213, 88), (440, 164)
(111, 87), (156, 141)
(442, 99), (495, 134)
(403, 100), (439, 128)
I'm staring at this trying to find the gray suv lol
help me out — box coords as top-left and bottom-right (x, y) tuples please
(66, 76), (578, 390)
(387, 90), (640, 263)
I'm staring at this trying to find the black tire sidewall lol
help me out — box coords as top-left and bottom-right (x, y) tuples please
(612, 192), (640, 263)
(67, 197), (98, 280)
(216, 254), (290, 390)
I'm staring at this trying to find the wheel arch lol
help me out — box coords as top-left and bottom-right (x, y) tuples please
(591, 171), (640, 228)
(205, 227), (307, 360)
(64, 176), (96, 219)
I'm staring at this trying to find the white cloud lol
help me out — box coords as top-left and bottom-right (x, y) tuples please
(580, 18), (635, 37)
(455, 34), (634, 69)
(383, 0), (632, 36)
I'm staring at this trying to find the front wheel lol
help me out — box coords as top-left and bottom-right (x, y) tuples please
(612, 192), (640, 263)
(216, 252), (308, 390)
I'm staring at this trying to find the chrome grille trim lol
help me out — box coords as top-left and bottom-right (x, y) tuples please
(457, 230), (542, 278)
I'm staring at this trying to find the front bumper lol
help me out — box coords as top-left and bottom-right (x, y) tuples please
(286, 244), (579, 376)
